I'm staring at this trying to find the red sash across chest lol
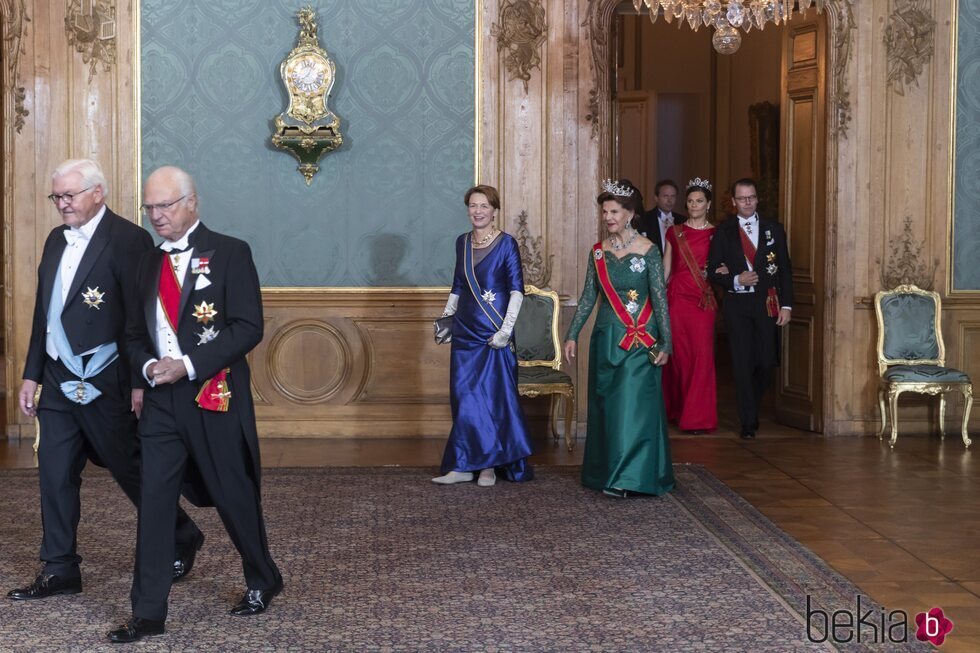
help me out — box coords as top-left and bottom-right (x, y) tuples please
(592, 243), (656, 351)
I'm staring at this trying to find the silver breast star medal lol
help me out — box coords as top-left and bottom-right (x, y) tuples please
(196, 326), (219, 346)
(481, 289), (497, 303)
(81, 287), (105, 309)
(629, 257), (646, 273)
(192, 301), (218, 324)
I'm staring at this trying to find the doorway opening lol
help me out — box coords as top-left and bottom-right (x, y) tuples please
(612, 2), (827, 435)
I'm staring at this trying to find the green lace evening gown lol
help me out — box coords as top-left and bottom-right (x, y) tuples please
(566, 246), (675, 496)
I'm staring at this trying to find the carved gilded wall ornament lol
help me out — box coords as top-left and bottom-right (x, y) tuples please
(515, 210), (553, 288)
(3, 0), (30, 133)
(883, 0), (936, 96)
(830, 0), (856, 138)
(271, 6), (343, 185)
(65, 0), (117, 82)
(880, 216), (939, 290)
(490, 0), (548, 93)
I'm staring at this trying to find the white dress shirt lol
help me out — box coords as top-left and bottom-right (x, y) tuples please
(658, 211), (674, 247)
(142, 221), (201, 384)
(46, 206), (107, 360)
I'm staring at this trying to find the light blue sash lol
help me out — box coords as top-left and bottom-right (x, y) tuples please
(463, 232), (503, 330)
(47, 265), (118, 404)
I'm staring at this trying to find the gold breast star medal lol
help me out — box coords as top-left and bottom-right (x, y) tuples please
(766, 252), (778, 276)
(82, 286), (105, 309)
(196, 326), (219, 346)
(481, 289), (497, 303)
(192, 301), (218, 324)
(626, 289), (639, 315)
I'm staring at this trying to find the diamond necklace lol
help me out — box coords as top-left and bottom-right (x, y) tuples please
(610, 226), (638, 251)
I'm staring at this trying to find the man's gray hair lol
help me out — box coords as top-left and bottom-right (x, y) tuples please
(52, 159), (109, 196)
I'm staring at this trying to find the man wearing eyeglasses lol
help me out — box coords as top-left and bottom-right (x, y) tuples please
(107, 166), (282, 643)
(9, 159), (203, 603)
(707, 178), (794, 440)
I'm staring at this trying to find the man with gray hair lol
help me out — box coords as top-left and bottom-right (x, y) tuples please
(107, 166), (281, 643)
(8, 159), (203, 602)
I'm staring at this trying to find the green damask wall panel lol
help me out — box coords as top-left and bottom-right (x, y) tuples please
(141, 0), (475, 286)
(954, 3), (980, 290)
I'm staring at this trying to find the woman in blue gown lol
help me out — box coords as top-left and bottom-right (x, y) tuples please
(433, 185), (534, 487)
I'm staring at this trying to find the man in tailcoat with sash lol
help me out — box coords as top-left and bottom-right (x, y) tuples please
(107, 166), (281, 643)
(9, 159), (203, 602)
(707, 178), (794, 440)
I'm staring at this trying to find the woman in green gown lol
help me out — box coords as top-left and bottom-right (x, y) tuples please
(563, 179), (674, 497)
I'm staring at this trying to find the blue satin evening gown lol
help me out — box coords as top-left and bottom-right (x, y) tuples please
(440, 232), (534, 481)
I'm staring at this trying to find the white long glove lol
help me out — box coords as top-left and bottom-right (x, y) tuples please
(442, 293), (459, 317)
(489, 291), (523, 349)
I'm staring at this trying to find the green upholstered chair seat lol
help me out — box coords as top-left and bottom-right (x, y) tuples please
(518, 366), (572, 386)
(883, 365), (970, 383)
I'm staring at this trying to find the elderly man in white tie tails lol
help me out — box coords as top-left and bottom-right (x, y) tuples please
(9, 159), (203, 602)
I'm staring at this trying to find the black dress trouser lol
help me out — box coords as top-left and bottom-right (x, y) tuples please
(36, 357), (200, 577)
(722, 293), (778, 432)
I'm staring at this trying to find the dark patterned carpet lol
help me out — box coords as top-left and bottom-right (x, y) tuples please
(0, 465), (929, 652)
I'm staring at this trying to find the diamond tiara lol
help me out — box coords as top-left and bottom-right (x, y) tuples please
(687, 177), (713, 191)
(601, 179), (633, 198)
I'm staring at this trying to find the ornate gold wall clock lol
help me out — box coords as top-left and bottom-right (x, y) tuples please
(271, 6), (343, 185)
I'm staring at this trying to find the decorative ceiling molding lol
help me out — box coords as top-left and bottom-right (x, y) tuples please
(880, 216), (939, 290)
(490, 0), (548, 93)
(515, 210), (553, 288)
(883, 0), (936, 96)
(2, 0), (30, 133)
(65, 0), (117, 82)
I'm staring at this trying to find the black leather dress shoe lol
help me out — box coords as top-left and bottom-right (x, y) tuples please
(107, 617), (165, 643)
(7, 574), (82, 600)
(739, 430), (756, 440)
(173, 532), (205, 582)
(230, 579), (283, 616)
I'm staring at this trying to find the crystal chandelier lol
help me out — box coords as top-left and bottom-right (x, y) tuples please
(632, 0), (828, 55)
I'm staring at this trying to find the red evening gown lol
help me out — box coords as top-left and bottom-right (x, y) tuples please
(663, 225), (717, 431)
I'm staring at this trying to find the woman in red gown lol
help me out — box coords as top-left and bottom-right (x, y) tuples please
(663, 179), (718, 433)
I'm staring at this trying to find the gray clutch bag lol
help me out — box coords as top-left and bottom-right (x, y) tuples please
(433, 315), (454, 345)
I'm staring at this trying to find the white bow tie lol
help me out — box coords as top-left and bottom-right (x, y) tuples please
(160, 239), (189, 253)
(64, 229), (88, 246)
(660, 213), (673, 224)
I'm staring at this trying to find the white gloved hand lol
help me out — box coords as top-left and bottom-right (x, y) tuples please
(488, 291), (523, 349)
(442, 293), (459, 317)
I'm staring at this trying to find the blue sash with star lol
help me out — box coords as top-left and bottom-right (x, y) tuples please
(463, 232), (503, 330)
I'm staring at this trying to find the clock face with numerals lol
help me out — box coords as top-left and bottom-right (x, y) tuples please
(285, 55), (329, 95)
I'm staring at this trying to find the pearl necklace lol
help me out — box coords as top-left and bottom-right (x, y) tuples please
(473, 228), (497, 247)
(687, 220), (711, 230)
(610, 227), (638, 251)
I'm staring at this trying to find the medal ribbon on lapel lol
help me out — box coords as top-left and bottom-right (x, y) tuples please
(592, 242), (656, 351)
(673, 225), (716, 310)
(195, 368), (231, 412)
(463, 233), (503, 330)
(158, 254), (182, 332)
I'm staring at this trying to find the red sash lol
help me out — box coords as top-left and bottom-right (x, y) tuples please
(672, 225), (716, 310)
(592, 243), (656, 351)
(195, 368), (231, 412)
(738, 225), (779, 318)
(158, 255), (182, 332)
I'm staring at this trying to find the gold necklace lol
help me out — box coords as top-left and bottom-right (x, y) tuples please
(473, 228), (497, 247)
